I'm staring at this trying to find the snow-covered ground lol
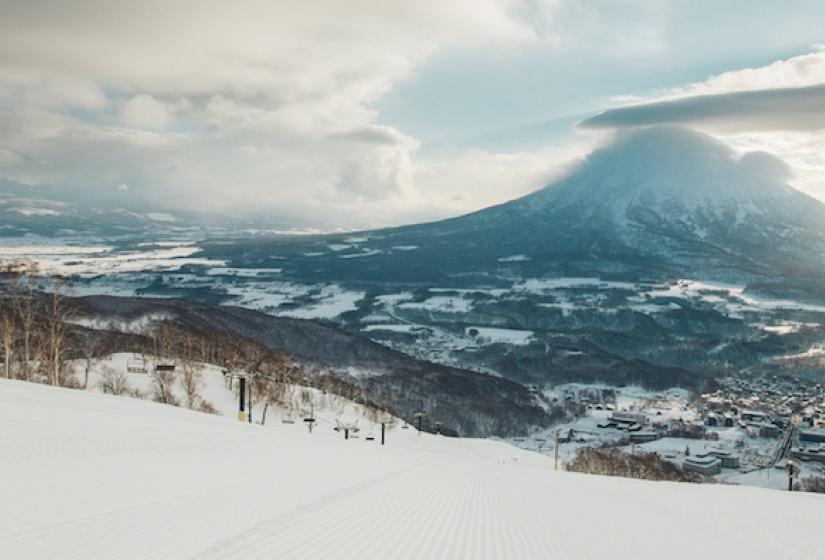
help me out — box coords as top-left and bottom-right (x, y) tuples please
(1, 378), (823, 559)
(282, 285), (364, 320)
(11, 233), (825, 340)
(399, 295), (474, 314)
(67, 353), (386, 426)
(6, 233), (825, 325)
(0, 240), (224, 276)
(466, 326), (534, 345)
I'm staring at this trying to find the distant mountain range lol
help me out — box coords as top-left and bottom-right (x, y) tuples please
(0, 180), (321, 240)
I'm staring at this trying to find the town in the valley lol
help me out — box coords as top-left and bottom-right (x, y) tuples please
(511, 374), (825, 488)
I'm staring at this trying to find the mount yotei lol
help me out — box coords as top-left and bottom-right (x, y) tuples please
(205, 128), (825, 287)
(37, 127), (825, 393)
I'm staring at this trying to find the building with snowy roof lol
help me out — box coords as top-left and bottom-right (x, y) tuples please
(611, 411), (647, 425)
(683, 455), (722, 475)
(799, 428), (825, 443)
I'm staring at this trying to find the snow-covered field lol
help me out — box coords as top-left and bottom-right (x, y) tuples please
(283, 285), (364, 319)
(0, 240), (224, 276)
(9, 233), (825, 340)
(6, 233), (825, 327)
(467, 326), (534, 345)
(1, 379), (823, 559)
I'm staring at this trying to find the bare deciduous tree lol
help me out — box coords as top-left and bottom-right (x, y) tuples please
(0, 303), (14, 379)
(0, 264), (21, 379)
(566, 447), (701, 483)
(180, 362), (204, 409)
(97, 365), (132, 396)
(78, 331), (113, 389)
(151, 369), (179, 406)
(15, 266), (38, 380)
(44, 279), (72, 387)
(797, 476), (825, 493)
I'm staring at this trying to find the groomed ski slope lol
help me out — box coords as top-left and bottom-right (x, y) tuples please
(1, 379), (822, 560)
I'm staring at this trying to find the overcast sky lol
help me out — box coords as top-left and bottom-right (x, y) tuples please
(2, 1), (825, 229)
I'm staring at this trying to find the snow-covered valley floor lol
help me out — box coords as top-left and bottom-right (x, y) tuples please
(1, 379), (823, 559)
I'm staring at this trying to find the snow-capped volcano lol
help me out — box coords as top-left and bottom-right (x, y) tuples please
(476, 126), (825, 279)
(179, 126), (825, 391)
(217, 127), (825, 289)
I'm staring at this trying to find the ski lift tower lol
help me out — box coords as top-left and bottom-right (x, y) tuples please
(334, 419), (359, 440)
(303, 405), (317, 433)
(379, 410), (393, 445)
(222, 369), (259, 423)
(785, 458), (801, 491)
(554, 428), (561, 471)
(414, 409), (426, 435)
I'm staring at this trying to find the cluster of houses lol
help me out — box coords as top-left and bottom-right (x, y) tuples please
(595, 411), (664, 443)
(594, 407), (742, 474)
(702, 374), (825, 467)
(791, 428), (825, 464)
(706, 374), (825, 429)
(703, 408), (781, 438)
(546, 376), (825, 479)
(702, 375), (825, 435)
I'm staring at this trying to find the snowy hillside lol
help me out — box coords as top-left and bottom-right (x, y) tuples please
(1, 379), (823, 559)
(68, 352), (400, 430)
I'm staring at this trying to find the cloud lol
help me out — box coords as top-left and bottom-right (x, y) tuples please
(580, 83), (825, 133)
(668, 44), (825, 97)
(738, 150), (792, 182)
(721, 130), (825, 202)
(582, 45), (825, 134)
(120, 95), (170, 130)
(577, 45), (825, 206)
(408, 135), (596, 219)
(0, 0), (548, 226)
(4, 2), (825, 228)
(0, 147), (21, 164)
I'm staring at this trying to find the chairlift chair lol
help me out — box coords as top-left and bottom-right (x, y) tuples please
(126, 357), (147, 374)
(155, 360), (176, 372)
(302, 414), (317, 433)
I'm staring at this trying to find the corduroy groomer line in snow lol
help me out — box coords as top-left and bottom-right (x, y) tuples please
(1, 378), (823, 560)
